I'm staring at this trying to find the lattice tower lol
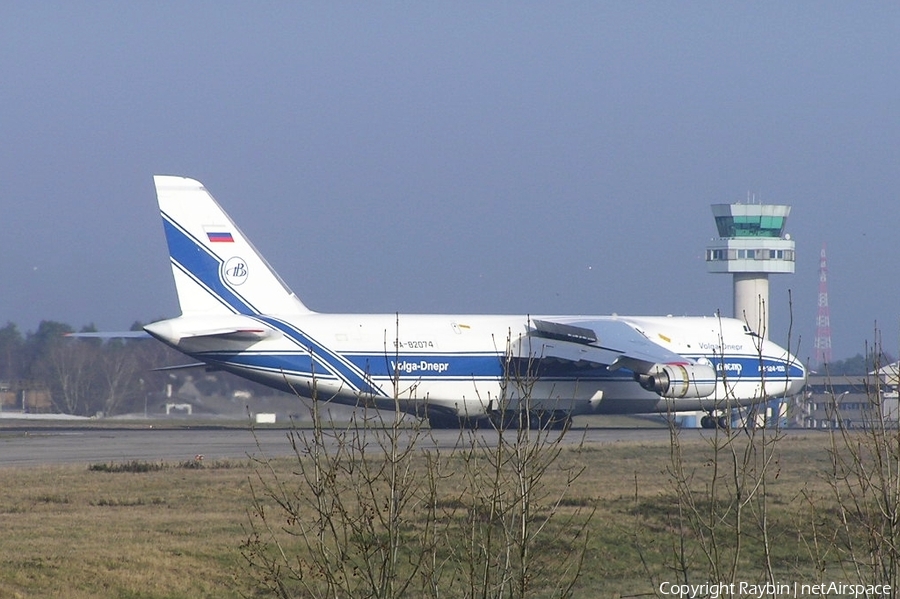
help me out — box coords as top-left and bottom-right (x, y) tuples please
(814, 243), (833, 366)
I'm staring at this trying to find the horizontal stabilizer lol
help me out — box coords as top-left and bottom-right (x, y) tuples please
(176, 327), (273, 341)
(151, 362), (208, 372)
(65, 331), (152, 339)
(143, 314), (279, 347)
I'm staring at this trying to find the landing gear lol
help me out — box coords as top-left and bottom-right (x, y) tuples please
(490, 410), (572, 431)
(700, 414), (729, 430)
(427, 408), (573, 431)
(427, 412), (477, 429)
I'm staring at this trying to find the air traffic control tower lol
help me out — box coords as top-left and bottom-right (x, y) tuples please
(706, 203), (795, 338)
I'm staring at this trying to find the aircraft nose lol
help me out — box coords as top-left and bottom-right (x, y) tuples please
(788, 359), (807, 396)
(765, 338), (807, 397)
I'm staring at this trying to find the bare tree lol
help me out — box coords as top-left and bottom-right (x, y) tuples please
(639, 306), (793, 593)
(33, 337), (98, 415)
(0, 322), (25, 382)
(94, 340), (143, 416)
(821, 332), (900, 592)
(241, 320), (592, 598)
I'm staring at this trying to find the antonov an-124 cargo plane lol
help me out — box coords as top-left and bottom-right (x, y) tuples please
(138, 176), (805, 429)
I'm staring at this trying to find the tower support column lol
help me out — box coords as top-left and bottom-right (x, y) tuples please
(734, 273), (770, 336)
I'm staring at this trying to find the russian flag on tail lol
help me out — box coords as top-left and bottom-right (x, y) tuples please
(206, 231), (234, 243)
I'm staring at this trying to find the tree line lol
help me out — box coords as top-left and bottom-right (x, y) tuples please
(818, 350), (895, 376)
(0, 320), (258, 417)
(0, 318), (888, 417)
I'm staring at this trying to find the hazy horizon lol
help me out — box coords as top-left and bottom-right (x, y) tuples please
(3, 4), (899, 363)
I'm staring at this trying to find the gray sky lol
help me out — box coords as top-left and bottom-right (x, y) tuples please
(2, 3), (898, 364)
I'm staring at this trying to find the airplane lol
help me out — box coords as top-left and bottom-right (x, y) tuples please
(134, 175), (805, 430)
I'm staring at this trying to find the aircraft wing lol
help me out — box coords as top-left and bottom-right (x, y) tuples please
(525, 318), (688, 371)
(521, 318), (717, 399)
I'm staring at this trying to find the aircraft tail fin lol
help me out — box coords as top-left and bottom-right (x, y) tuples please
(154, 175), (311, 317)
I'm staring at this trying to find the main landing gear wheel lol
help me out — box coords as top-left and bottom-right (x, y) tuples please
(490, 410), (572, 431)
(427, 412), (478, 429)
(700, 414), (729, 430)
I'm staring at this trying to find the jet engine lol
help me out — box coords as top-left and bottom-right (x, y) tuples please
(636, 362), (717, 399)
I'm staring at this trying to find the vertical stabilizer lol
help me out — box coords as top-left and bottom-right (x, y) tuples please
(154, 175), (311, 317)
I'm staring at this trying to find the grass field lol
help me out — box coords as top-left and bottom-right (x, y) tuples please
(0, 428), (878, 598)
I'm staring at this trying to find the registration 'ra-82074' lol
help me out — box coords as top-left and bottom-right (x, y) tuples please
(393, 340), (436, 349)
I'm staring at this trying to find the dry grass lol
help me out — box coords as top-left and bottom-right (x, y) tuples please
(0, 430), (846, 598)
(0, 460), (250, 599)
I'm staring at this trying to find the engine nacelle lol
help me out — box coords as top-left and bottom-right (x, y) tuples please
(636, 363), (717, 399)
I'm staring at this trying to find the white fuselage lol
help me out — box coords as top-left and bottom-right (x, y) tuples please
(148, 312), (806, 419)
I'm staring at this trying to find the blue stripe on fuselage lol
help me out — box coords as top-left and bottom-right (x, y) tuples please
(343, 353), (504, 379)
(199, 351), (323, 373)
(193, 348), (800, 390)
(255, 317), (386, 396)
(698, 355), (805, 380)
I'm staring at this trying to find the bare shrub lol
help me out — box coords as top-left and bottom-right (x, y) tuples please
(241, 324), (592, 598)
(819, 334), (900, 592)
(636, 308), (795, 591)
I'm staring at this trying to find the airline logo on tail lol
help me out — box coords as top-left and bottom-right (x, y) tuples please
(223, 257), (248, 286)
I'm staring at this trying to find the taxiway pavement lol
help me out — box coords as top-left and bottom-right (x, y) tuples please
(0, 424), (680, 467)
